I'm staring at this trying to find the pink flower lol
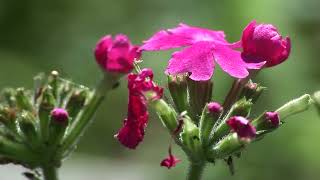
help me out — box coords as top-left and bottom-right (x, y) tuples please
(241, 20), (291, 67)
(160, 146), (181, 169)
(94, 34), (141, 74)
(115, 69), (163, 149)
(227, 116), (256, 139)
(141, 23), (265, 81)
(265, 111), (280, 127)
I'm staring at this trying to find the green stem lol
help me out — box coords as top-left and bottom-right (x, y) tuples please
(187, 162), (206, 180)
(42, 165), (58, 180)
(60, 74), (117, 156)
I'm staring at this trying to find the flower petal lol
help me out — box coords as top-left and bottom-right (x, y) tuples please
(165, 41), (215, 81)
(168, 23), (227, 44)
(140, 30), (193, 51)
(213, 44), (249, 79)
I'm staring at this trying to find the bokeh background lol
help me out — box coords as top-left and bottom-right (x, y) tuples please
(0, 0), (320, 179)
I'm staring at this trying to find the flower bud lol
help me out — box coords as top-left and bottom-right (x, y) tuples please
(199, 102), (223, 147)
(180, 115), (202, 161)
(48, 108), (69, 147)
(276, 94), (312, 120)
(15, 88), (33, 111)
(252, 111), (280, 132)
(226, 116), (256, 140)
(167, 74), (189, 113)
(209, 99), (253, 145)
(187, 77), (213, 121)
(48, 70), (60, 99)
(241, 20), (291, 67)
(38, 87), (56, 141)
(150, 99), (178, 133)
(66, 89), (89, 121)
(239, 80), (265, 103)
(208, 133), (247, 159)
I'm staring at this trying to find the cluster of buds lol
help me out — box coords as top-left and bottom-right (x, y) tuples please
(0, 71), (93, 178)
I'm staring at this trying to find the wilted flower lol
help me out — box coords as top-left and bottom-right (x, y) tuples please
(116, 69), (163, 149)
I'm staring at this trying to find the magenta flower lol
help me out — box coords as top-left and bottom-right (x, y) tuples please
(115, 69), (163, 149)
(141, 23), (265, 81)
(241, 20), (291, 67)
(227, 116), (256, 139)
(94, 34), (141, 74)
(265, 111), (280, 127)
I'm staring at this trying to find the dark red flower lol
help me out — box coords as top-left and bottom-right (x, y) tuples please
(241, 20), (291, 67)
(94, 34), (141, 74)
(115, 69), (163, 149)
(227, 116), (256, 139)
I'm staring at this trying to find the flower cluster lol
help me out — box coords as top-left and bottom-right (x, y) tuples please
(0, 71), (92, 172)
(92, 20), (314, 177)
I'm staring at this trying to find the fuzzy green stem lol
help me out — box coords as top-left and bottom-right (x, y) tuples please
(42, 165), (58, 180)
(187, 162), (206, 180)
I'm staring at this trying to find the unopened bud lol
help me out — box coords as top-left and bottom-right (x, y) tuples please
(149, 99), (178, 133)
(239, 80), (265, 103)
(39, 87), (56, 141)
(48, 108), (69, 147)
(208, 133), (247, 159)
(200, 102), (222, 147)
(66, 89), (89, 121)
(252, 111), (280, 132)
(180, 115), (202, 161)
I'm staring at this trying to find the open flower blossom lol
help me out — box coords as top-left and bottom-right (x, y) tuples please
(160, 146), (181, 169)
(227, 116), (256, 139)
(241, 20), (291, 67)
(94, 34), (141, 74)
(141, 23), (265, 81)
(115, 68), (163, 149)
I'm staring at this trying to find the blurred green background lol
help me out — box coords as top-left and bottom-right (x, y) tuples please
(0, 0), (319, 179)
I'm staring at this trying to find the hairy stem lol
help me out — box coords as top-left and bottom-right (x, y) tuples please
(187, 162), (206, 180)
